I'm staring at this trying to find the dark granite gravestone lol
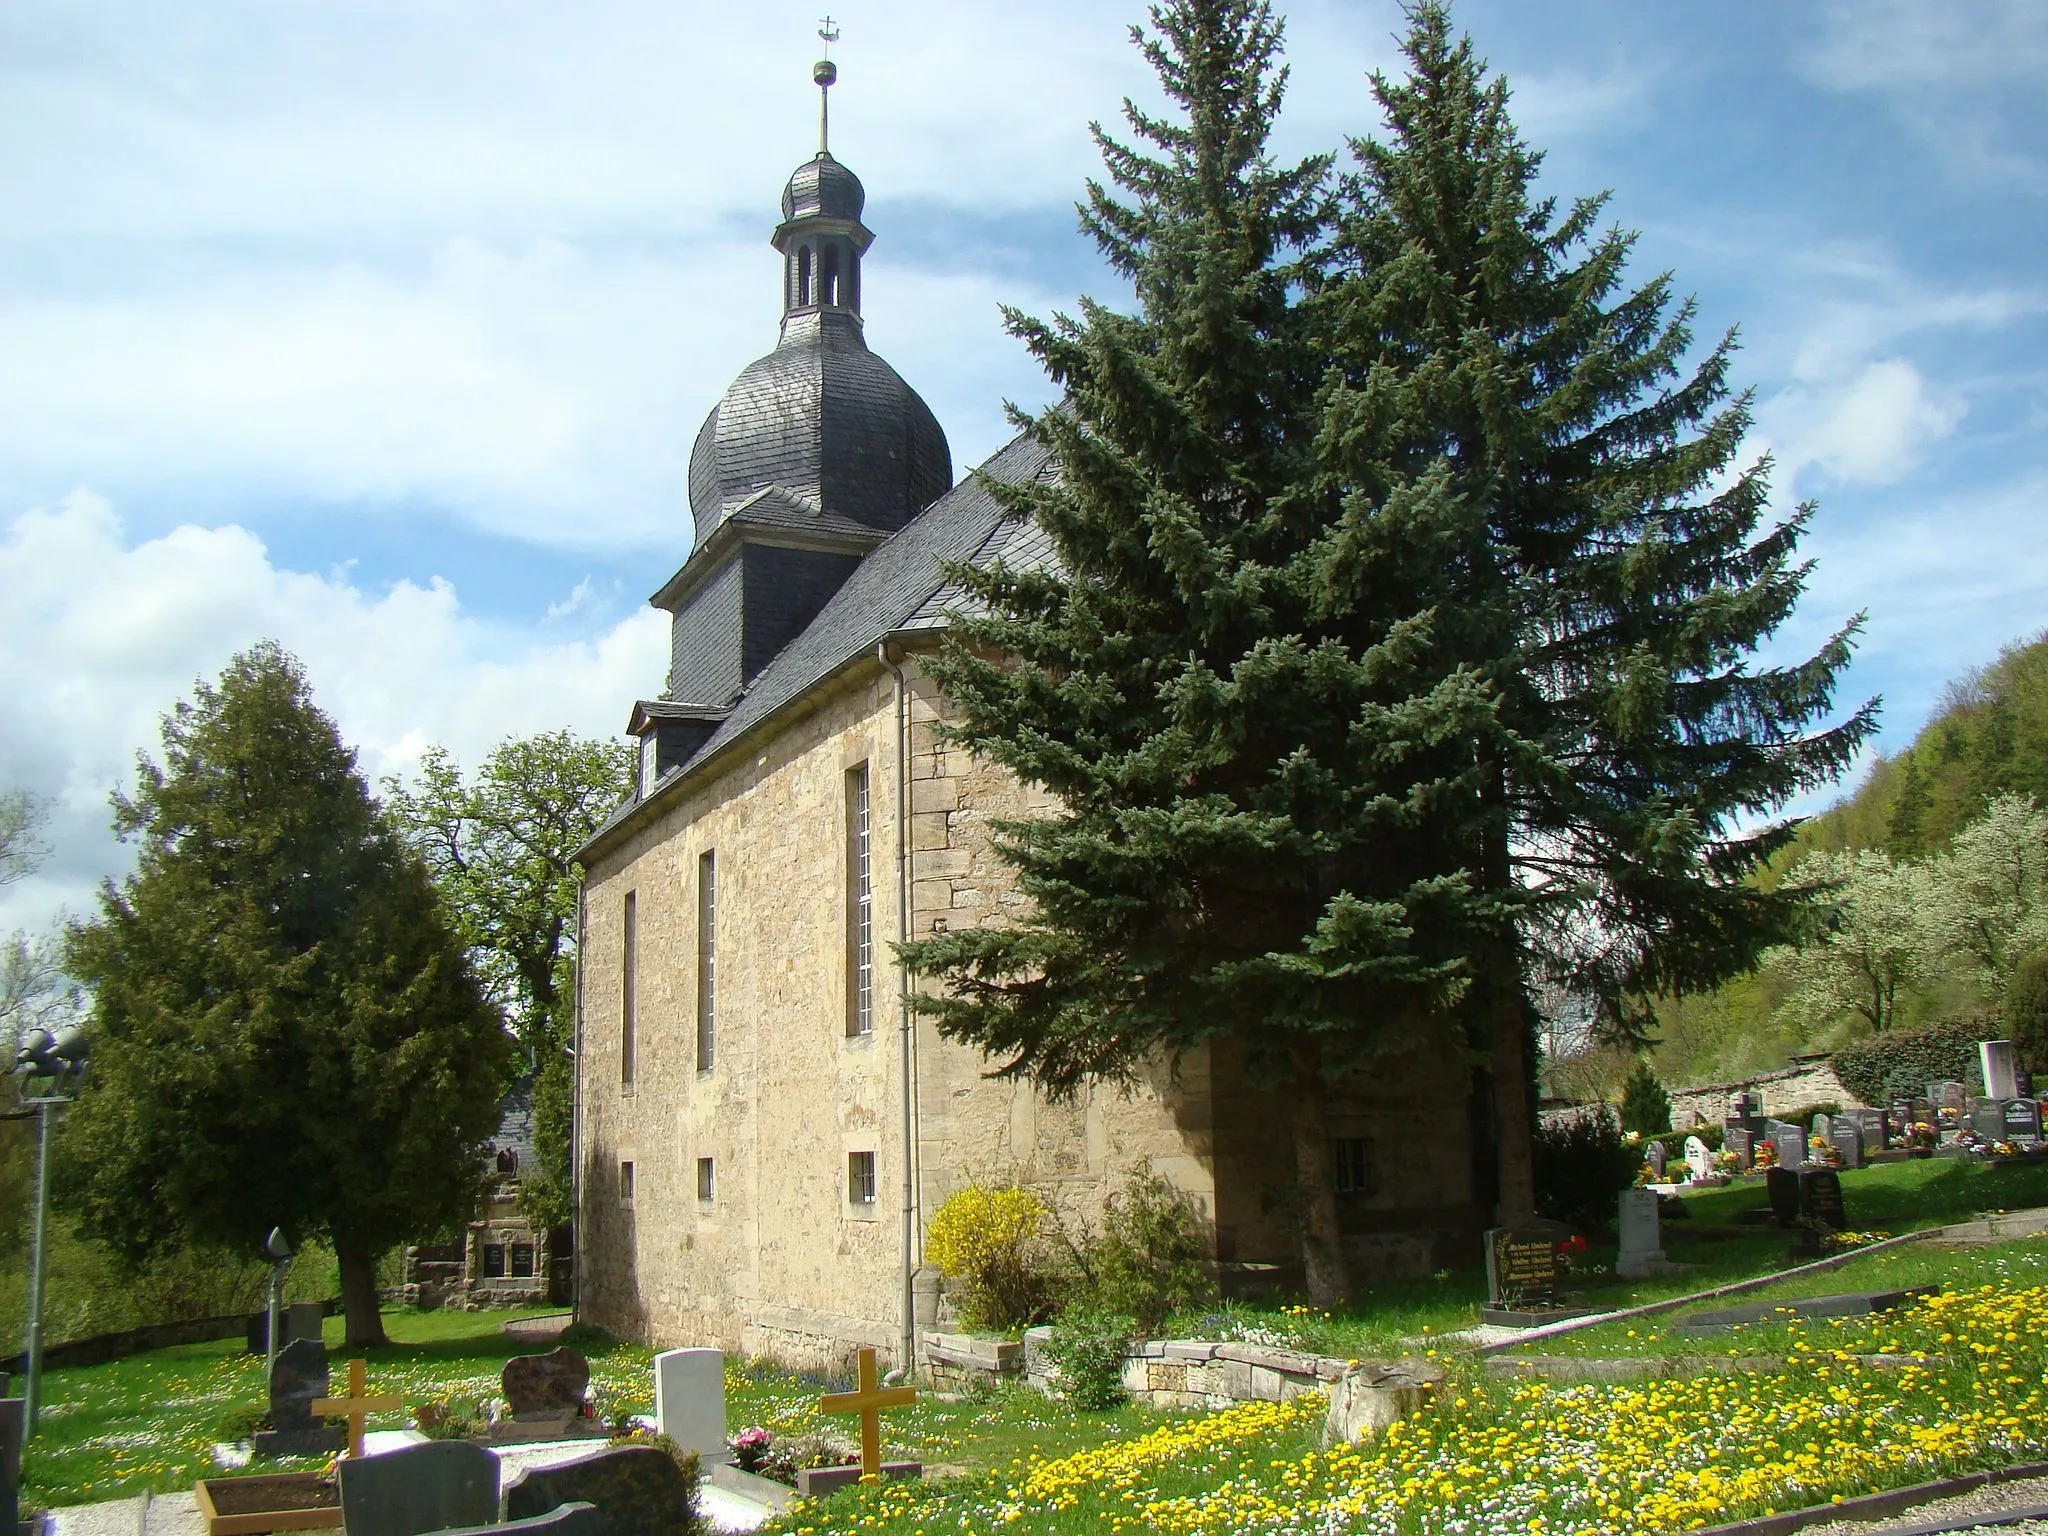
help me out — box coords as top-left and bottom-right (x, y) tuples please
(0, 1390), (22, 1536)
(503, 1347), (592, 1419)
(2004, 1099), (2043, 1140)
(252, 1337), (345, 1457)
(338, 1439), (500, 1536)
(1764, 1119), (1806, 1170)
(1936, 1082), (1968, 1117)
(1800, 1168), (1846, 1231)
(504, 1444), (699, 1536)
(1857, 1108), (1890, 1155)
(1971, 1099), (2007, 1140)
(1645, 1140), (1668, 1179)
(1766, 1166), (1802, 1228)
(1485, 1229), (1558, 1308)
(1891, 1099), (1915, 1135)
(435, 1502), (603, 1536)
(1831, 1119), (1865, 1169)
(1723, 1126), (1754, 1172)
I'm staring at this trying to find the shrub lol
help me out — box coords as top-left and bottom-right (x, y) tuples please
(1618, 1062), (1672, 1136)
(1067, 1170), (1211, 1334)
(1832, 1013), (1992, 1105)
(2008, 951), (2048, 1076)
(926, 1183), (1055, 1330)
(1532, 1107), (1640, 1232)
(1040, 1307), (1135, 1409)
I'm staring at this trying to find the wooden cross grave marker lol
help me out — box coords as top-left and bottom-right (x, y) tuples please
(819, 1346), (915, 1481)
(312, 1357), (405, 1459)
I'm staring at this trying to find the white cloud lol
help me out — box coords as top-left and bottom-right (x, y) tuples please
(1760, 357), (1963, 489)
(0, 490), (667, 936)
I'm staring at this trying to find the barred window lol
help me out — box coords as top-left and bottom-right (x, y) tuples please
(847, 764), (874, 1037)
(847, 1150), (877, 1206)
(1332, 1137), (1370, 1196)
(621, 891), (637, 1090)
(697, 852), (717, 1072)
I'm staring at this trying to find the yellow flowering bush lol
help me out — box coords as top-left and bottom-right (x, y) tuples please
(925, 1183), (1055, 1329)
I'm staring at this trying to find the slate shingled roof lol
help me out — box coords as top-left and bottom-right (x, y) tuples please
(583, 430), (1053, 855)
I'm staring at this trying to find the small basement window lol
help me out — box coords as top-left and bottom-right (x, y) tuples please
(1332, 1137), (1370, 1196)
(619, 1160), (636, 1207)
(697, 1157), (715, 1204)
(847, 1150), (877, 1206)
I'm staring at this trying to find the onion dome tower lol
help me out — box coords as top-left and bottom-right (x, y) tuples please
(642, 44), (953, 755)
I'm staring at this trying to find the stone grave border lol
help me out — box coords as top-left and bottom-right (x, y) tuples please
(1690, 1459), (2048, 1536)
(924, 1329), (1358, 1411)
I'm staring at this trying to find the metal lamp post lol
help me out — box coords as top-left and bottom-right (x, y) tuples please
(10, 1023), (90, 1435)
(263, 1226), (294, 1384)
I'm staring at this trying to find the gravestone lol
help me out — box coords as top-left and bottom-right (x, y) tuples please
(504, 1444), (698, 1536)
(286, 1301), (326, 1345)
(252, 1337), (345, 1456)
(653, 1348), (726, 1462)
(1830, 1117), (1866, 1169)
(1857, 1108), (1890, 1155)
(1644, 1140), (1668, 1180)
(1723, 1126), (1754, 1172)
(0, 1389), (21, 1536)
(1766, 1166), (1802, 1228)
(1765, 1119), (1806, 1170)
(2003, 1099), (2043, 1141)
(1982, 1040), (2020, 1101)
(1683, 1135), (1714, 1182)
(1890, 1099), (1915, 1137)
(1671, 1286), (1939, 1333)
(1800, 1167), (1846, 1231)
(1728, 1090), (1763, 1121)
(1971, 1099), (2007, 1141)
(503, 1347), (591, 1420)
(1615, 1188), (1666, 1278)
(1482, 1228), (1577, 1323)
(436, 1504), (603, 1536)
(1811, 1113), (1832, 1146)
(1937, 1082), (1969, 1118)
(338, 1439), (499, 1536)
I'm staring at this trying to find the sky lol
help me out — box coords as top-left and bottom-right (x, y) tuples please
(2, 0), (2044, 937)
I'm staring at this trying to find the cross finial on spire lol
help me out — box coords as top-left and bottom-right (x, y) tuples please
(813, 19), (841, 154)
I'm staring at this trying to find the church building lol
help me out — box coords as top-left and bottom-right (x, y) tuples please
(572, 64), (1486, 1371)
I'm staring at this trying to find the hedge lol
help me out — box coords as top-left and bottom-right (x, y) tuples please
(1833, 1013), (1993, 1106)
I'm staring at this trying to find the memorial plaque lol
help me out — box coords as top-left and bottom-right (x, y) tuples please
(2003, 1099), (2042, 1141)
(1800, 1168), (1846, 1231)
(1485, 1229), (1560, 1309)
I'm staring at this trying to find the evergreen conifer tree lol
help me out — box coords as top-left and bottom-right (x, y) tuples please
(1322, 4), (1876, 1220)
(1617, 1061), (1671, 1137)
(898, 0), (1503, 1303)
(64, 644), (510, 1344)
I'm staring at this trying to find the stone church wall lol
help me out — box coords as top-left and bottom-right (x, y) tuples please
(578, 653), (1481, 1370)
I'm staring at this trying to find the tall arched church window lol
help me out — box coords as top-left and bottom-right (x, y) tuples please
(823, 245), (840, 306)
(797, 246), (813, 308)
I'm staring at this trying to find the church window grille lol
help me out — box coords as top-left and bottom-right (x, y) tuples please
(697, 1157), (715, 1204)
(621, 891), (638, 1090)
(510, 1243), (535, 1279)
(847, 1150), (877, 1205)
(847, 764), (873, 1036)
(822, 245), (840, 306)
(482, 1243), (506, 1279)
(1332, 1137), (1371, 1196)
(797, 245), (813, 308)
(697, 852), (717, 1072)
(619, 1160), (635, 1207)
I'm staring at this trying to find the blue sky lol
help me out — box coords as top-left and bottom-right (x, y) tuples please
(2, 0), (2044, 934)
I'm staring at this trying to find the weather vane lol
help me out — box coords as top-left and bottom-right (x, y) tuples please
(814, 16), (841, 154)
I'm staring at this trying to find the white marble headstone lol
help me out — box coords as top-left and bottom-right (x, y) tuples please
(654, 1348), (727, 1463)
(1616, 1187), (1665, 1278)
(1683, 1134), (1714, 1181)
(1982, 1040), (2020, 1102)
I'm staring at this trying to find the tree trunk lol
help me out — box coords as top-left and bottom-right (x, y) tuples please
(1488, 983), (1538, 1227)
(336, 1242), (389, 1348)
(1290, 1035), (1351, 1305)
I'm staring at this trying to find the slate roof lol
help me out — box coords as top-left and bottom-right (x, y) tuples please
(583, 430), (1053, 857)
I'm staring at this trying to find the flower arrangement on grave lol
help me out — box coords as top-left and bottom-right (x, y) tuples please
(1713, 1149), (1743, 1174)
(730, 1425), (774, 1473)
(1824, 1230), (1892, 1251)
(1808, 1134), (1841, 1168)
(1753, 1138), (1777, 1169)
(1634, 1160), (1659, 1186)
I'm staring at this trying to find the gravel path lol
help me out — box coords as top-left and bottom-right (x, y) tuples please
(1798, 1476), (2048, 1535)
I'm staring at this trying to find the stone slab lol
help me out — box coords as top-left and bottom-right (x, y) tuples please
(504, 1443), (698, 1536)
(1478, 1305), (1599, 1328)
(435, 1504), (603, 1536)
(1670, 1286), (1940, 1333)
(338, 1438), (499, 1536)
(49, 1495), (151, 1536)
(653, 1348), (727, 1463)
(502, 1349), (591, 1418)
(794, 1460), (921, 1497)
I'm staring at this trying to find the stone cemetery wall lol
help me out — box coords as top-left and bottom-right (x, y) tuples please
(1666, 1058), (1860, 1130)
(580, 656), (1483, 1368)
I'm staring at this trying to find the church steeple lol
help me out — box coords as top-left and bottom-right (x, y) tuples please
(773, 30), (871, 328)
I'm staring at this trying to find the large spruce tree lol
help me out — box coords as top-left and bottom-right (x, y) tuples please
(65, 643), (510, 1344)
(1323, 5), (1875, 1219)
(899, 0), (1498, 1301)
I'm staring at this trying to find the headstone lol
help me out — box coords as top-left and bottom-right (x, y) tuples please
(1484, 1228), (1561, 1311)
(1982, 1040), (2020, 1101)
(1830, 1118), (1866, 1169)
(1800, 1167), (1847, 1231)
(286, 1301), (326, 1344)
(1891, 1099), (1915, 1135)
(1683, 1135), (1714, 1182)
(1765, 1119), (1806, 1170)
(653, 1348), (727, 1462)
(252, 1337), (346, 1456)
(1766, 1166), (1802, 1228)
(1644, 1140), (1668, 1179)
(502, 1347), (591, 1420)
(1856, 1108), (1890, 1155)
(1671, 1286), (1940, 1333)
(1728, 1090), (1763, 1120)
(1971, 1098), (2007, 1140)
(1811, 1113), (1832, 1146)
(1936, 1081), (1969, 1117)
(1723, 1126), (1754, 1172)
(435, 1503), (604, 1536)
(2003, 1098), (2043, 1141)
(1615, 1188), (1666, 1278)
(504, 1444), (699, 1536)
(1911, 1097), (1936, 1128)
(0, 1391), (22, 1536)
(338, 1440), (499, 1536)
